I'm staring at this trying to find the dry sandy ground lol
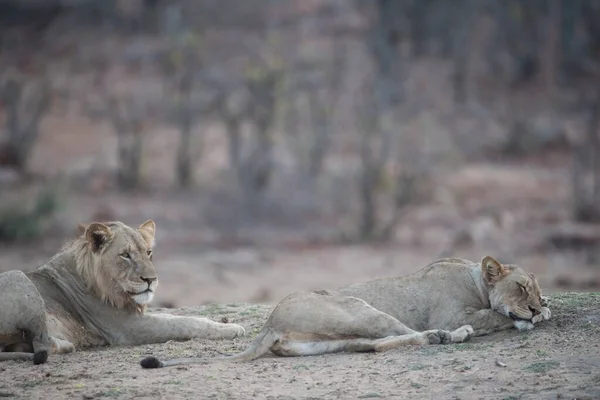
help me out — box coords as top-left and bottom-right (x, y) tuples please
(0, 292), (598, 400)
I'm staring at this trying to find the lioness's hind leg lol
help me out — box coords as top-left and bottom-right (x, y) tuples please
(370, 325), (473, 352)
(272, 331), (457, 356)
(373, 329), (453, 351)
(371, 333), (438, 352)
(270, 292), (418, 339)
(272, 338), (379, 356)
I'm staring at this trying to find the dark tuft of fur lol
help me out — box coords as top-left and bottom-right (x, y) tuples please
(140, 356), (163, 369)
(33, 350), (48, 365)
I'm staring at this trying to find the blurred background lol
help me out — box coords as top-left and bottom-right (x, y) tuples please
(0, 0), (599, 307)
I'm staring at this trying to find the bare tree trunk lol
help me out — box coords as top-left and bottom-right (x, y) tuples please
(359, 164), (377, 240)
(370, 0), (401, 166)
(356, 0), (403, 240)
(558, 0), (581, 83)
(0, 78), (51, 173)
(241, 71), (278, 214)
(380, 171), (417, 240)
(106, 97), (145, 190)
(358, 100), (378, 241)
(589, 93), (600, 217)
(225, 115), (243, 177)
(492, 0), (540, 85)
(175, 69), (194, 187)
(409, 0), (431, 57)
(573, 91), (600, 222)
(307, 92), (331, 179)
(451, 0), (472, 105)
(543, 0), (560, 92)
(118, 130), (143, 188)
(307, 38), (347, 180)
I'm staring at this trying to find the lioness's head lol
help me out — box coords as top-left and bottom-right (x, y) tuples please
(481, 256), (545, 323)
(73, 220), (158, 312)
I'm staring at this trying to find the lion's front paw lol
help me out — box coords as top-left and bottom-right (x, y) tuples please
(51, 338), (75, 354)
(532, 307), (551, 324)
(450, 325), (474, 343)
(224, 323), (246, 339)
(426, 329), (452, 345)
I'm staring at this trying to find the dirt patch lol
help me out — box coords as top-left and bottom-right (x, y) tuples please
(1, 293), (599, 399)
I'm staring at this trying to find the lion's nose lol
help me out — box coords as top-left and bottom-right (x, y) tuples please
(141, 276), (157, 285)
(529, 306), (540, 316)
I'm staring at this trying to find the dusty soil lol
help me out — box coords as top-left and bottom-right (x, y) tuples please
(0, 292), (598, 400)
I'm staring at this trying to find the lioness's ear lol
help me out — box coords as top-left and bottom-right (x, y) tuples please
(139, 219), (156, 248)
(77, 223), (88, 235)
(85, 223), (113, 252)
(481, 256), (507, 285)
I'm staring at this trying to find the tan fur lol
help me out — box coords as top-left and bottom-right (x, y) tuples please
(141, 256), (551, 368)
(0, 220), (245, 364)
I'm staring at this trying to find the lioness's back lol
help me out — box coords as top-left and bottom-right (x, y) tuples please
(334, 258), (479, 330)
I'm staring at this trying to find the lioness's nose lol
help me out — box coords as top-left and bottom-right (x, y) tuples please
(529, 306), (540, 316)
(141, 276), (157, 284)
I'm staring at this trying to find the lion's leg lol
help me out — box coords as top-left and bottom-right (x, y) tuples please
(50, 337), (75, 354)
(114, 313), (246, 346)
(0, 271), (52, 364)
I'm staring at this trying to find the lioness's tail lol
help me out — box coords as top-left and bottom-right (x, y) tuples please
(0, 351), (48, 365)
(140, 328), (279, 369)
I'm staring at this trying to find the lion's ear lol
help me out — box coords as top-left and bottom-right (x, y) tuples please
(139, 219), (156, 248)
(481, 256), (507, 284)
(85, 223), (113, 252)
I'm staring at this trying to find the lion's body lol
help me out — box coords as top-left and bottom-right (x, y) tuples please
(0, 220), (245, 364)
(141, 256), (551, 368)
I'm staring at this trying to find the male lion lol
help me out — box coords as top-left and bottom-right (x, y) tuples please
(0, 220), (245, 364)
(141, 256), (551, 368)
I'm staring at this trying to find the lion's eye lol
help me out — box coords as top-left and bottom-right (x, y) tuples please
(517, 283), (527, 293)
(120, 252), (131, 259)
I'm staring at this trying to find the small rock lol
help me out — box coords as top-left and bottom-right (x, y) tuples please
(495, 360), (507, 368)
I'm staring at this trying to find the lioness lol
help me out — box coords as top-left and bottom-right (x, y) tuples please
(0, 220), (245, 364)
(141, 256), (551, 368)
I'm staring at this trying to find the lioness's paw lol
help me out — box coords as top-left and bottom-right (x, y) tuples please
(532, 307), (551, 324)
(450, 325), (474, 343)
(426, 330), (452, 345)
(513, 320), (534, 331)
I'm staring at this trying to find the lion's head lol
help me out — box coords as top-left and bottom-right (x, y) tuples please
(68, 220), (158, 312)
(481, 256), (546, 325)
